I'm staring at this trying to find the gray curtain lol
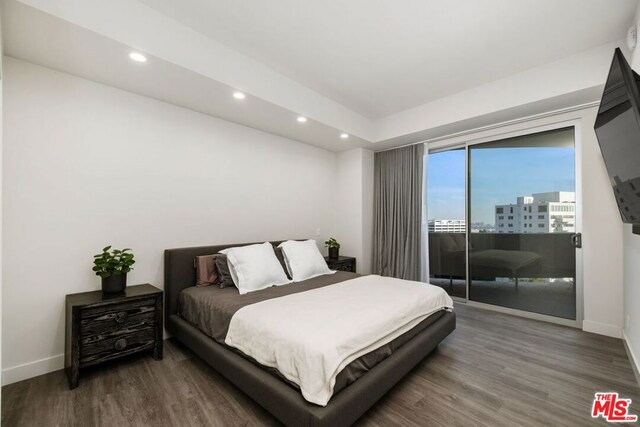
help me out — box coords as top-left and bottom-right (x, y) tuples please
(373, 144), (424, 280)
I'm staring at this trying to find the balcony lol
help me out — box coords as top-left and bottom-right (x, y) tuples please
(428, 232), (576, 319)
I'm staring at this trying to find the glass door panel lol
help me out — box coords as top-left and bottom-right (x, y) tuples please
(426, 148), (467, 299)
(468, 128), (577, 319)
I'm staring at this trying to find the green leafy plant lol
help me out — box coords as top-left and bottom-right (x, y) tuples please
(324, 238), (341, 249)
(92, 246), (135, 278)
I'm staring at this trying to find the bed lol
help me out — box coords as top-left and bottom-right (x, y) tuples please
(164, 241), (456, 426)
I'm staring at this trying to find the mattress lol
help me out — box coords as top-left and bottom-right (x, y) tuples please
(178, 271), (447, 396)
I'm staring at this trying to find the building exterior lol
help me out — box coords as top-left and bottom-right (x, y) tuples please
(428, 219), (466, 233)
(470, 222), (496, 233)
(495, 191), (575, 233)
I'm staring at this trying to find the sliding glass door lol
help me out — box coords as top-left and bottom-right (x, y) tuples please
(426, 148), (467, 299)
(426, 127), (578, 321)
(468, 128), (576, 319)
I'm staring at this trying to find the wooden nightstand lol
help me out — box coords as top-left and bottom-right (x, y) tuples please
(65, 284), (163, 389)
(324, 256), (356, 273)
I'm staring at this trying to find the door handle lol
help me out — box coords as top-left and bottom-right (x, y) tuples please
(571, 233), (582, 248)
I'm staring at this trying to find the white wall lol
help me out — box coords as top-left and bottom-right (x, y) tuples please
(336, 148), (374, 274)
(630, 2), (640, 72)
(362, 150), (374, 274)
(624, 2), (640, 376)
(579, 109), (625, 337)
(1, 57), (338, 385)
(623, 225), (640, 373)
(0, 19), (4, 412)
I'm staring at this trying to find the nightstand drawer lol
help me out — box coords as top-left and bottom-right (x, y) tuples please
(333, 262), (354, 272)
(80, 298), (156, 336)
(80, 312), (156, 344)
(80, 329), (155, 366)
(325, 256), (356, 273)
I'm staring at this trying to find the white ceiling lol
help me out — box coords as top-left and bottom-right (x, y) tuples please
(2, 0), (637, 152)
(1, 0), (372, 152)
(139, 0), (637, 118)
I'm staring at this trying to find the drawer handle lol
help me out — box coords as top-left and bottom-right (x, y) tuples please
(115, 312), (128, 323)
(114, 338), (127, 351)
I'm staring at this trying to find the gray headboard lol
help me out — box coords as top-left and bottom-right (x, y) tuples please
(164, 240), (289, 329)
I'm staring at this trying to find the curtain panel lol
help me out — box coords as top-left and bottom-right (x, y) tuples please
(373, 144), (424, 280)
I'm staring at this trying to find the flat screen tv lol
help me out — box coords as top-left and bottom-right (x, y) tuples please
(594, 48), (640, 232)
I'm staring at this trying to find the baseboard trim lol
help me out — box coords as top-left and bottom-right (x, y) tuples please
(623, 330), (640, 387)
(1, 335), (172, 386)
(582, 320), (622, 338)
(1, 354), (64, 386)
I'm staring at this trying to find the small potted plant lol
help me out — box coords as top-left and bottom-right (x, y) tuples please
(324, 238), (340, 260)
(93, 246), (135, 294)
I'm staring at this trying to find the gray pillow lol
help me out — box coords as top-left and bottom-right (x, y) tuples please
(215, 254), (236, 289)
(274, 247), (292, 279)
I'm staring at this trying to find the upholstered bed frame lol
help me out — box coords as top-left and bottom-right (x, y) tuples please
(164, 241), (456, 427)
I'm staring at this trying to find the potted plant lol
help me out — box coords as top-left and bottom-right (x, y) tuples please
(324, 237), (340, 260)
(93, 246), (135, 294)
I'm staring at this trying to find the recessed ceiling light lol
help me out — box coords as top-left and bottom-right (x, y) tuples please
(129, 52), (147, 63)
(340, 133), (349, 139)
(297, 116), (307, 123)
(233, 91), (246, 100)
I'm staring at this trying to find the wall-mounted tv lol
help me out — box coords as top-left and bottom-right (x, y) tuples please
(594, 48), (640, 234)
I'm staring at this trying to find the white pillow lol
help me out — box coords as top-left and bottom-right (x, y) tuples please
(278, 239), (336, 282)
(220, 242), (291, 294)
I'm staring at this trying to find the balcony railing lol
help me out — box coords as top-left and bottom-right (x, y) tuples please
(428, 232), (575, 281)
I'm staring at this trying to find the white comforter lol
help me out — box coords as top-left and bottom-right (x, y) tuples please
(224, 275), (453, 406)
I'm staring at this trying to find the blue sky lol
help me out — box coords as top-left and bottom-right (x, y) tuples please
(426, 147), (575, 225)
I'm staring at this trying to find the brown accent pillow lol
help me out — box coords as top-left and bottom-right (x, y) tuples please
(274, 247), (292, 279)
(194, 255), (218, 287)
(215, 254), (236, 288)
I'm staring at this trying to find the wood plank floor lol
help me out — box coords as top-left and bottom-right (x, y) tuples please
(3, 304), (639, 426)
